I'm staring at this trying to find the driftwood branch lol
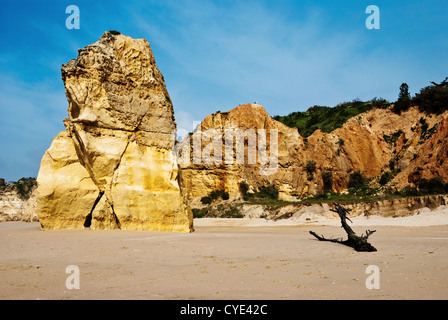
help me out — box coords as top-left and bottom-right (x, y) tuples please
(309, 231), (347, 245)
(310, 203), (377, 252)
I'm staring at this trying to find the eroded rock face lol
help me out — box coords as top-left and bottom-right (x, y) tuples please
(394, 116), (448, 188)
(36, 32), (192, 232)
(178, 104), (302, 198)
(178, 103), (448, 201)
(179, 103), (391, 199)
(36, 131), (101, 229)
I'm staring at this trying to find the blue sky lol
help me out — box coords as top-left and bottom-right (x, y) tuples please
(0, 0), (447, 181)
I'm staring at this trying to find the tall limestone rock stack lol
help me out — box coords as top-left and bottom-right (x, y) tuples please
(35, 32), (193, 232)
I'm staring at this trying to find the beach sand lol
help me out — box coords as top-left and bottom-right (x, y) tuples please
(1, 212), (447, 300)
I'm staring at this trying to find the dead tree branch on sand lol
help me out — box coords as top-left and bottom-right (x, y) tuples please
(309, 203), (377, 252)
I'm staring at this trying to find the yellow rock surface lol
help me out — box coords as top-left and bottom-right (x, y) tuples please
(35, 32), (192, 232)
(36, 131), (100, 229)
(111, 142), (192, 232)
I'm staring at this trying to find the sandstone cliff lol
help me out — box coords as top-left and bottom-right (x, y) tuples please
(178, 104), (302, 199)
(179, 103), (448, 202)
(35, 32), (192, 232)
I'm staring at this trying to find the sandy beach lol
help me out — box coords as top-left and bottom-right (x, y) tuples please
(1, 210), (448, 301)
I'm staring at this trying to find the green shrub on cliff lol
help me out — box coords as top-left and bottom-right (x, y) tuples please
(0, 177), (36, 199)
(258, 184), (279, 200)
(273, 99), (386, 137)
(239, 181), (250, 196)
(413, 77), (448, 115)
(418, 177), (447, 195)
(200, 189), (229, 204)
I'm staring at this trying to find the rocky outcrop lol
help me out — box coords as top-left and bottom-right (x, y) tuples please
(0, 178), (38, 222)
(35, 32), (192, 232)
(178, 103), (302, 199)
(0, 189), (37, 222)
(394, 116), (448, 188)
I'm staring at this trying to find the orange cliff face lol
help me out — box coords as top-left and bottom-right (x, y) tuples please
(394, 115), (448, 188)
(178, 103), (448, 201)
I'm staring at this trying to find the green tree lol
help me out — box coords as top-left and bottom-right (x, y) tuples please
(393, 83), (411, 114)
(413, 77), (448, 114)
